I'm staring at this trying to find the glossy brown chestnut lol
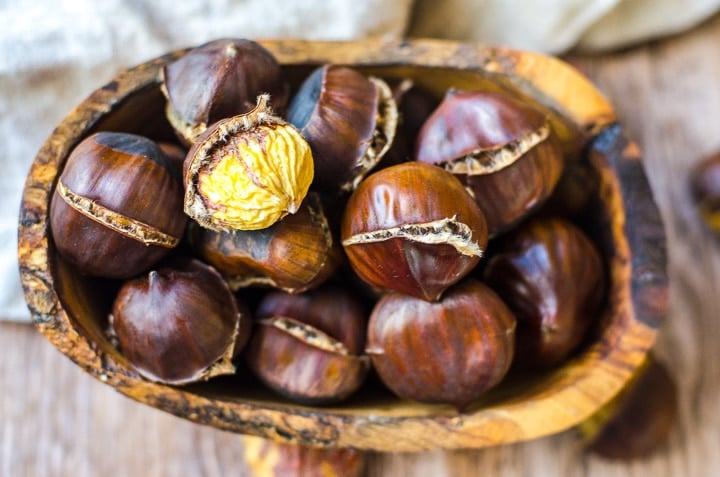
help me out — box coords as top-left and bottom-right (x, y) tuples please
(190, 192), (340, 293)
(161, 38), (287, 145)
(690, 150), (720, 236)
(110, 257), (246, 385)
(366, 279), (516, 410)
(415, 90), (564, 235)
(244, 286), (369, 405)
(539, 157), (600, 219)
(287, 64), (398, 191)
(242, 436), (366, 477)
(49, 132), (187, 279)
(581, 355), (677, 460)
(341, 162), (488, 301)
(483, 217), (605, 369)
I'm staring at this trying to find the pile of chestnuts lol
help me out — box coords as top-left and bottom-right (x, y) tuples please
(49, 38), (606, 411)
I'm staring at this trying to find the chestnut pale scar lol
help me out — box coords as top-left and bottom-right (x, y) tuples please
(444, 123), (551, 176)
(342, 216), (484, 257)
(260, 317), (351, 356)
(56, 180), (180, 247)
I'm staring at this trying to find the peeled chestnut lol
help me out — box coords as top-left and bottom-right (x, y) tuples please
(50, 132), (187, 279)
(190, 192), (340, 293)
(287, 64), (398, 191)
(242, 436), (366, 477)
(690, 150), (720, 236)
(245, 286), (369, 405)
(366, 279), (516, 410)
(110, 257), (246, 385)
(341, 162), (488, 301)
(161, 38), (287, 145)
(415, 90), (564, 235)
(581, 355), (677, 460)
(184, 95), (314, 231)
(483, 217), (605, 369)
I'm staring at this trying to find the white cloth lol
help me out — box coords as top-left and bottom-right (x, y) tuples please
(2, 0), (719, 321)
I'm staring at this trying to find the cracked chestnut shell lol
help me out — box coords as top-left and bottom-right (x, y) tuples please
(367, 279), (516, 410)
(415, 90), (564, 235)
(483, 217), (605, 369)
(110, 257), (246, 385)
(49, 132), (187, 279)
(190, 192), (340, 293)
(287, 64), (398, 192)
(161, 38), (286, 145)
(341, 161), (488, 301)
(183, 95), (314, 231)
(245, 286), (369, 405)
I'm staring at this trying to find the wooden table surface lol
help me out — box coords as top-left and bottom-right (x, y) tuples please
(4, 14), (720, 477)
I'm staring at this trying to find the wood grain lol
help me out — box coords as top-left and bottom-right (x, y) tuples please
(3, 14), (720, 476)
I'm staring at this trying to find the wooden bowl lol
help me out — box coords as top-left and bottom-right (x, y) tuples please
(18, 39), (667, 452)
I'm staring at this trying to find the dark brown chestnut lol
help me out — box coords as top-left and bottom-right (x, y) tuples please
(341, 162), (488, 301)
(581, 355), (678, 460)
(415, 90), (565, 235)
(110, 257), (246, 385)
(287, 64), (398, 191)
(50, 132), (187, 279)
(242, 436), (366, 477)
(483, 217), (605, 369)
(366, 279), (516, 410)
(161, 38), (287, 145)
(690, 150), (720, 235)
(245, 286), (369, 405)
(190, 192), (340, 293)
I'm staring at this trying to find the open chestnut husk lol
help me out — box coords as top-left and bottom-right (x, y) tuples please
(183, 95), (314, 231)
(50, 132), (187, 279)
(110, 257), (246, 385)
(483, 217), (605, 369)
(161, 38), (287, 145)
(341, 161), (488, 301)
(367, 279), (516, 410)
(190, 192), (340, 293)
(244, 286), (369, 405)
(287, 64), (398, 192)
(415, 90), (564, 235)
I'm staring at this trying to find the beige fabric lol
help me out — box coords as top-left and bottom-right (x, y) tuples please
(410, 0), (720, 54)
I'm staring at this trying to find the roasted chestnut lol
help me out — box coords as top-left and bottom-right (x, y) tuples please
(690, 150), (720, 236)
(161, 38), (287, 145)
(287, 64), (398, 192)
(242, 436), (366, 477)
(483, 217), (605, 369)
(184, 95), (314, 231)
(415, 90), (565, 235)
(50, 132), (187, 279)
(245, 286), (369, 404)
(341, 162), (488, 301)
(110, 257), (246, 385)
(366, 279), (516, 410)
(190, 192), (340, 293)
(581, 355), (677, 460)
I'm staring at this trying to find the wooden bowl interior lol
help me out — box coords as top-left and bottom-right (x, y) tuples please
(20, 41), (666, 451)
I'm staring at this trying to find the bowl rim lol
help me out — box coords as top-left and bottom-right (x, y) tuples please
(17, 38), (667, 452)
